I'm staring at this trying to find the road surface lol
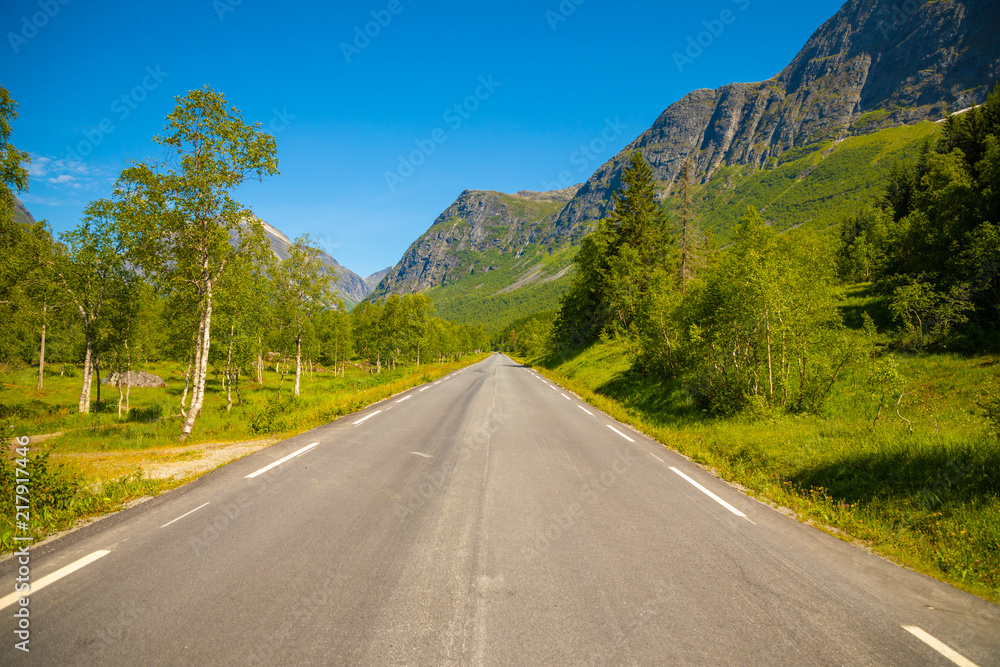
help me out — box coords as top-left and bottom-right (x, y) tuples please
(3, 353), (999, 665)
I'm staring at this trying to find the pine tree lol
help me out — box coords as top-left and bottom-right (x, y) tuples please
(553, 151), (675, 346)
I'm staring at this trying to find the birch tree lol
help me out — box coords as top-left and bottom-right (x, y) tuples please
(54, 200), (132, 413)
(117, 87), (278, 439)
(271, 235), (336, 396)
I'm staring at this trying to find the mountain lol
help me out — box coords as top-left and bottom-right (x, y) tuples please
(369, 0), (998, 327)
(368, 186), (581, 325)
(554, 0), (1000, 239)
(252, 219), (372, 308)
(364, 267), (393, 292)
(12, 196), (36, 226)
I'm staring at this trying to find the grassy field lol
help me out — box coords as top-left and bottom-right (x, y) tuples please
(1, 355), (486, 553)
(531, 324), (1000, 602)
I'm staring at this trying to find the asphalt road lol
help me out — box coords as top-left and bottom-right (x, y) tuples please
(3, 353), (999, 665)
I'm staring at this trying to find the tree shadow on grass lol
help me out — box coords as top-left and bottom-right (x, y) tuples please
(790, 438), (1000, 508)
(595, 366), (702, 427)
(539, 345), (590, 369)
(839, 284), (894, 331)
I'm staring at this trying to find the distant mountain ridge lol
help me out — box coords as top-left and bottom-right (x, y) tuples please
(553, 0), (1000, 237)
(369, 185), (581, 304)
(364, 267), (392, 292)
(245, 218), (373, 307)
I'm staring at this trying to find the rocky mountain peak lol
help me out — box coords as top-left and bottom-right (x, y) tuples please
(369, 186), (580, 300)
(554, 0), (1000, 235)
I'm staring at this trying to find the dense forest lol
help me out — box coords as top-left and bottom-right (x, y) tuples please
(541, 86), (1000, 419)
(0, 86), (487, 439)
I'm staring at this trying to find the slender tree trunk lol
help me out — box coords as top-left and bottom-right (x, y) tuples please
(126, 383), (131, 415)
(78, 335), (94, 414)
(37, 302), (47, 391)
(225, 324), (235, 412)
(95, 359), (101, 413)
(765, 309), (774, 403)
(181, 284), (214, 440)
(256, 335), (264, 385)
(179, 323), (201, 418)
(235, 368), (242, 405)
(179, 360), (192, 419)
(294, 331), (302, 397)
(117, 379), (124, 418)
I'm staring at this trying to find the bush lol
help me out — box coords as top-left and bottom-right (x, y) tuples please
(248, 393), (292, 435)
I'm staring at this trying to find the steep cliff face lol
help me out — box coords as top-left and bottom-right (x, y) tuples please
(370, 185), (580, 300)
(555, 0), (1000, 235)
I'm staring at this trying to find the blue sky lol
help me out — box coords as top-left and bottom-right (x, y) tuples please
(3, 0), (845, 278)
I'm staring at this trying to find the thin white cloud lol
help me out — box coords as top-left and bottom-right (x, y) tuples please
(27, 153), (107, 194)
(19, 193), (81, 207)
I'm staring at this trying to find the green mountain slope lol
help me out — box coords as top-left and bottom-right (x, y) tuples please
(370, 187), (582, 327)
(692, 121), (941, 243)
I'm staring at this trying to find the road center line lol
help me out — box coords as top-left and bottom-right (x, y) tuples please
(245, 442), (319, 478)
(353, 410), (382, 426)
(160, 502), (210, 528)
(669, 467), (746, 518)
(396, 395), (412, 403)
(420, 387), (429, 392)
(903, 626), (979, 667)
(577, 405), (594, 416)
(0, 550), (111, 611)
(607, 425), (635, 442)
(650, 453), (664, 463)
(411, 452), (433, 458)
(560, 393), (572, 400)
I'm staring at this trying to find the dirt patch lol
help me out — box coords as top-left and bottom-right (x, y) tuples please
(55, 438), (279, 482)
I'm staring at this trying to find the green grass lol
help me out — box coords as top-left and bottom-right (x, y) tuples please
(425, 243), (578, 329)
(0, 354), (486, 553)
(532, 337), (1000, 603)
(688, 121), (940, 244)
